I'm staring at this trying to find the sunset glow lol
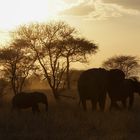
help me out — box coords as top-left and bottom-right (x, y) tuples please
(0, 0), (140, 67)
(0, 0), (67, 29)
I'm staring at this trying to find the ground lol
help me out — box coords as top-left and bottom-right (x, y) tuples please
(0, 89), (140, 140)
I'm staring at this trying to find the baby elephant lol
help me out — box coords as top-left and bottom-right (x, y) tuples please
(12, 91), (48, 113)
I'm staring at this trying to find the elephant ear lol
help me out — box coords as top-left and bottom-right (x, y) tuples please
(109, 69), (125, 85)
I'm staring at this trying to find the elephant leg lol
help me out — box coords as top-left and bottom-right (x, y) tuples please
(13, 107), (21, 115)
(45, 103), (48, 112)
(81, 99), (87, 111)
(91, 99), (97, 111)
(109, 100), (114, 111)
(32, 104), (40, 114)
(121, 99), (127, 109)
(128, 94), (134, 110)
(98, 94), (106, 111)
(110, 100), (121, 111)
(44, 101), (48, 112)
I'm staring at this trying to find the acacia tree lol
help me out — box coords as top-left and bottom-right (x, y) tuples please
(102, 55), (140, 77)
(13, 22), (70, 98)
(13, 21), (98, 98)
(61, 37), (98, 89)
(0, 39), (36, 95)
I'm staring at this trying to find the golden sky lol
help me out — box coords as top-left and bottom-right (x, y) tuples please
(0, 0), (140, 69)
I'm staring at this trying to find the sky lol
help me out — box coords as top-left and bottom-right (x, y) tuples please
(0, 0), (140, 69)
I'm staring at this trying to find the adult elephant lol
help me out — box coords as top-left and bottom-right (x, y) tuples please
(109, 78), (140, 110)
(12, 91), (48, 113)
(77, 68), (125, 111)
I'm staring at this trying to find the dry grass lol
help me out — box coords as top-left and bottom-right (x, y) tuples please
(0, 90), (140, 140)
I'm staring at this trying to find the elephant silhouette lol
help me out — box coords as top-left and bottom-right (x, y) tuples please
(109, 78), (140, 110)
(12, 91), (48, 113)
(77, 68), (125, 111)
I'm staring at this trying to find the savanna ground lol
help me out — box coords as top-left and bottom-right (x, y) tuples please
(1, 87), (140, 140)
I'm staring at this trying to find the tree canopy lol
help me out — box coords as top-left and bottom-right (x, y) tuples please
(0, 39), (36, 95)
(102, 55), (140, 78)
(11, 21), (98, 98)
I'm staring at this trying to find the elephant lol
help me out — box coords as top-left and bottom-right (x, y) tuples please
(77, 68), (125, 111)
(109, 78), (140, 110)
(12, 91), (48, 113)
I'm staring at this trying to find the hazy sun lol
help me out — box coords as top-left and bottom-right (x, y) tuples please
(0, 0), (66, 30)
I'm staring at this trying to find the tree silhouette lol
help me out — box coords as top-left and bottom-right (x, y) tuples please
(102, 55), (139, 77)
(61, 37), (98, 89)
(0, 39), (36, 95)
(13, 21), (98, 99)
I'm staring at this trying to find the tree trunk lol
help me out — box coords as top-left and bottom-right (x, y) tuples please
(52, 88), (59, 99)
(66, 57), (71, 90)
(11, 77), (17, 95)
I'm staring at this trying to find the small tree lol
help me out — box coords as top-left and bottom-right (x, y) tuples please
(0, 39), (36, 95)
(102, 55), (140, 77)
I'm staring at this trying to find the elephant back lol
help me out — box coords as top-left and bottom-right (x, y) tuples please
(78, 68), (108, 86)
(12, 93), (33, 108)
